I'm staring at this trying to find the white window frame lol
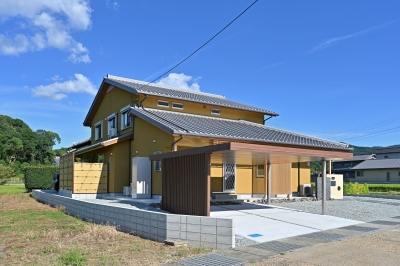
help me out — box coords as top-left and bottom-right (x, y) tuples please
(94, 120), (103, 140)
(157, 100), (169, 108)
(107, 112), (118, 138)
(154, 151), (162, 172)
(120, 105), (132, 130)
(256, 164), (265, 177)
(211, 108), (220, 115)
(172, 102), (184, 110)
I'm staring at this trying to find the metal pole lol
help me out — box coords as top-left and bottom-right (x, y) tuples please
(267, 163), (271, 205)
(322, 160), (327, 215)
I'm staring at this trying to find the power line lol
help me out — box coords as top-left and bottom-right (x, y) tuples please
(135, 0), (259, 91)
(341, 125), (400, 142)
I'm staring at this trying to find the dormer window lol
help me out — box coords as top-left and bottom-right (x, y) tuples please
(157, 100), (169, 108)
(172, 102), (184, 109)
(211, 108), (220, 115)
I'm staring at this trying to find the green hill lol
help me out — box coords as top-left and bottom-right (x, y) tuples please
(349, 144), (400, 155)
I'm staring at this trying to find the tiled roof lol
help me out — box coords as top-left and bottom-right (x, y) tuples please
(129, 107), (350, 150)
(352, 158), (400, 170)
(104, 75), (278, 116)
(334, 154), (375, 162)
(374, 147), (400, 154)
(70, 138), (91, 148)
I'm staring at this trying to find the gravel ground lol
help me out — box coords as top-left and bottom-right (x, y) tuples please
(235, 234), (259, 247)
(269, 196), (400, 222)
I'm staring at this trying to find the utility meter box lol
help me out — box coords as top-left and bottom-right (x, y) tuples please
(327, 174), (343, 199)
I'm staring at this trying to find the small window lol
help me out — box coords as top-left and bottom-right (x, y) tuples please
(398, 171), (400, 176)
(157, 100), (169, 108)
(94, 121), (103, 140)
(120, 105), (132, 130)
(211, 108), (220, 115)
(107, 113), (118, 138)
(172, 102), (184, 109)
(384, 156), (388, 159)
(98, 153), (104, 163)
(256, 164), (264, 177)
(356, 171), (364, 177)
(154, 151), (162, 172)
(387, 172), (390, 181)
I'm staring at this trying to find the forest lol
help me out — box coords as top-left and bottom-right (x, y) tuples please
(0, 115), (66, 181)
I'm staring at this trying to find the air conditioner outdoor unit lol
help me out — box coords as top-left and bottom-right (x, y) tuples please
(108, 128), (117, 138)
(299, 184), (313, 197)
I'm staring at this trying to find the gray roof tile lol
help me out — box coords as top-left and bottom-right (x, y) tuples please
(105, 75), (278, 116)
(129, 107), (350, 150)
(374, 147), (400, 154)
(334, 154), (376, 162)
(352, 158), (400, 170)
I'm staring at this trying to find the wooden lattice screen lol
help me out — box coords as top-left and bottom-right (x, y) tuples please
(59, 152), (74, 190)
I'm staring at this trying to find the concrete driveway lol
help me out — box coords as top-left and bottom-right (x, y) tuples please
(210, 202), (361, 243)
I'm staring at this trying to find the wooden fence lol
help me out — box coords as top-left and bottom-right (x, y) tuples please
(161, 153), (210, 216)
(59, 152), (108, 194)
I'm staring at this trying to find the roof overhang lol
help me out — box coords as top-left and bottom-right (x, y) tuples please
(150, 142), (353, 165)
(74, 132), (133, 155)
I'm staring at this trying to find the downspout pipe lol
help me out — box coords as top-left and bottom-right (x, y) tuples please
(171, 135), (183, 152)
(263, 115), (273, 125)
(139, 94), (148, 108)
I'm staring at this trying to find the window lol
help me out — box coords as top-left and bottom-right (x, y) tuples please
(398, 171), (400, 176)
(154, 151), (162, 171)
(94, 121), (103, 140)
(98, 153), (104, 163)
(387, 172), (390, 182)
(172, 102), (184, 109)
(356, 171), (364, 177)
(384, 156), (388, 159)
(107, 113), (118, 138)
(211, 108), (220, 115)
(256, 164), (265, 177)
(120, 105), (132, 130)
(157, 100), (169, 108)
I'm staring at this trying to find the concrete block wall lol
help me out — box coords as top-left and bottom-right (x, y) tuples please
(32, 190), (235, 250)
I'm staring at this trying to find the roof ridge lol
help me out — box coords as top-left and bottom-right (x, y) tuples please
(106, 74), (226, 99)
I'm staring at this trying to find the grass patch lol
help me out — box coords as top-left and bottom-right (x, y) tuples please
(0, 186), (211, 265)
(58, 247), (87, 266)
(0, 184), (26, 196)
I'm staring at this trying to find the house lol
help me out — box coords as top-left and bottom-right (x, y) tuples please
(332, 154), (375, 181)
(351, 158), (400, 183)
(374, 147), (400, 159)
(63, 74), (352, 215)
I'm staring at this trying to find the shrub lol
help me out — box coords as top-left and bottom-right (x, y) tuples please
(368, 184), (400, 192)
(24, 166), (58, 191)
(344, 182), (369, 194)
(0, 164), (15, 185)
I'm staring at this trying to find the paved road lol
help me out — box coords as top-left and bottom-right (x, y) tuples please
(170, 216), (400, 266)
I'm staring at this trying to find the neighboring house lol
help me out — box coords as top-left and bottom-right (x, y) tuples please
(332, 154), (375, 181)
(67, 74), (352, 201)
(351, 158), (400, 183)
(374, 147), (400, 159)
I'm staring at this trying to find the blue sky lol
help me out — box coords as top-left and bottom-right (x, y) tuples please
(0, 0), (399, 149)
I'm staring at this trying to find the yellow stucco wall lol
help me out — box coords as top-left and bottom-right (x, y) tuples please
(90, 87), (133, 144)
(291, 162), (311, 192)
(211, 165), (223, 192)
(139, 95), (265, 124)
(131, 118), (174, 195)
(236, 165), (253, 194)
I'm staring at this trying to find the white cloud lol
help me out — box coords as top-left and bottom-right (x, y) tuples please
(308, 20), (399, 54)
(113, 2), (119, 10)
(0, 0), (92, 63)
(157, 73), (201, 91)
(32, 73), (97, 100)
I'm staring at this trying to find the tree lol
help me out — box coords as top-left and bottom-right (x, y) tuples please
(0, 164), (14, 184)
(34, 130), (61, 164)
